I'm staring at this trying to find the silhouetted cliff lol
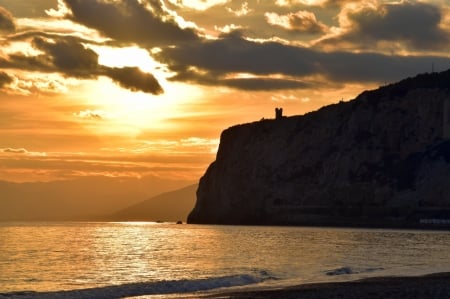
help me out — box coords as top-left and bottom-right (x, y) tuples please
(188, 70), (450, 228)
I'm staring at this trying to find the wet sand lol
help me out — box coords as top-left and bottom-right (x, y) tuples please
(202, 272), (450, 299)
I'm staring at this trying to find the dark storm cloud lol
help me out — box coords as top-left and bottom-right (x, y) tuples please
(0, 71), (12, 87)
(2, 0), (449, 94)
(0, 1), (163, 94)
(106, 66), (163, 94)
(157, 31), (318, 90)
(0, 6), (15, 33)
(321, 1), (449, 50)
(62, 0), (200, 47)
(158, 31), (317, 77)
(0, 37), (99, 77)
(32, 37), (98, 77)
(0, 53), (53, 73)
(317, 51), (450, 82)
(354, 1), (447, 48)
(1, 36), (163, 94)
(157, 30), (450, 88)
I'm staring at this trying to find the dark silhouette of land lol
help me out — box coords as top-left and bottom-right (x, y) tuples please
(0, 177), (195, 221)
(109, 184), (196, 222)
(189, 69), (450, 228)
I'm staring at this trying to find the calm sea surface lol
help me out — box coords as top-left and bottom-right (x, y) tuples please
(1, 222), (450, 298)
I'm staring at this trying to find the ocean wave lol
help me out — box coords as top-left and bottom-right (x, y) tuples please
(0, 271), (274, 299)
(325, 266), (384, 276)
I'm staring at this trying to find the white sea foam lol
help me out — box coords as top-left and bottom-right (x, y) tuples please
(0, 272), (273, 299)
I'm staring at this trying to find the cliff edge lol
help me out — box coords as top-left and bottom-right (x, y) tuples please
(188, 70), (450, 228)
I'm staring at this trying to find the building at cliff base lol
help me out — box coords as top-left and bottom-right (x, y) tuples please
(443, 98), (450, 139)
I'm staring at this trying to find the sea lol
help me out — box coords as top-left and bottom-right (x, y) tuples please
(1, 222), (450, 298)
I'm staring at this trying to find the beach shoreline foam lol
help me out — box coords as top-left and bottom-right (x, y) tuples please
(1, 272), (450, 298)
(199, 272), (450, 299)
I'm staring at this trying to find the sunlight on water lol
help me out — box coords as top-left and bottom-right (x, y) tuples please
(1, 222), (450, 296)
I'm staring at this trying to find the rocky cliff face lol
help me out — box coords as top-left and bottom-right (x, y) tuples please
(188, 70), (450, 227)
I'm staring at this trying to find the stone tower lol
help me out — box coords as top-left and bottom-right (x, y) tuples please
(275, 107), (283, 120)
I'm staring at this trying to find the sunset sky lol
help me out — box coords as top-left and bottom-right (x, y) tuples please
(1, 0), (450, 183)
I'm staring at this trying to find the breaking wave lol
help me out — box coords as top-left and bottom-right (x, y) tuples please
(0, 271), (274, 299)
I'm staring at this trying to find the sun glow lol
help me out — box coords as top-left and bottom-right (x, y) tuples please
(93, 46), (161, 73)
(66, 45), (205, 136)
(78, 76), (204, 136)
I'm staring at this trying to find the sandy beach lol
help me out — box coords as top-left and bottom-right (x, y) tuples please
(202, 272), (450, 299)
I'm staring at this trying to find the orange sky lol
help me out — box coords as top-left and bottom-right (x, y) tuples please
(1, 0), (450, 183)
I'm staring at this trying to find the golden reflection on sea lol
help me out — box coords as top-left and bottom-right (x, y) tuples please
(1, 222), (450, 295)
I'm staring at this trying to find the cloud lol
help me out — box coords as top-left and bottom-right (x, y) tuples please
(2, 0), (450, 95)
(265, 10), (327, 33)
(271, 94), (304, 103)
(158, 31), (316, 78)
(0, 1), (60, 18)
(275, 0), (329, 7)
(222, 77), (309, 90)
(1, 147), (28, 154)
(45, 0), (72, 18)
(118, 137), (220, 155)
(157, 31), (316, 90)
(62, 0), (200, 47)
(105, 66), (164, 95)
(0, 6), (15, 33)
(226, 2), (252, 16)
(274, 0), (352, 8)
(0, 148), (47, 156)
(74, 110), (111, 120)
(167, 0), (228, 11)
(214, 24), (243, 34)
(1, 35), (163, 94)
(156, 30), (450, 89)
(0, 2), (166, 95)
(32, 36), (99, 77)
(0, 71), (12, 88)
(322, 0), (349, 8)
(168, 65), (310, 90)
(318, 1), (450, 51)
(1, 72), (72, 95)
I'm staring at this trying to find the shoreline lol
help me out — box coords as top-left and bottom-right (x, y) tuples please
(201, 272), (450, 299)
(2, 273), (450, 298)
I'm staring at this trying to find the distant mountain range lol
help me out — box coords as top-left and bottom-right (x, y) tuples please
(0, 176), (196, 221)
(109, 184), (197, 222)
